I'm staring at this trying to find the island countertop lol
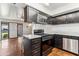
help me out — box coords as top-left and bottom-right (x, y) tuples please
(23, 35), (42, 39)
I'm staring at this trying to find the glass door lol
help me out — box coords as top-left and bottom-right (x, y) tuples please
(1, 22), (9, 40)
(17, 24), (23, 37)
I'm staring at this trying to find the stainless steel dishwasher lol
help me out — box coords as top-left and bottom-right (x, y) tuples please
(63, 38), (78, 54)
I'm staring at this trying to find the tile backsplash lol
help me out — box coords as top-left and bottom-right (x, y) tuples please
(32, 23), (79, 36)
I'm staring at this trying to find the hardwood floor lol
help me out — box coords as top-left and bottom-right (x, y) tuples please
(48, 48), (76, 56)
(0, 37), (23, 56)
(0, 38), (76, 56)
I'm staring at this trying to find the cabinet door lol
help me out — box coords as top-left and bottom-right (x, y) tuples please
(47, 15), (67, 25)
(54, 35), (62, 48)
(24, 7), (38, 23)
(37, 11), (49, 24)
(66, 13), (76, 23)
(55, 15), (67, 24)
(28, 7), (38, 23)
(37, 13), (48, 24)
(47, 17), (56, 25)
(73, 12), (79, 23)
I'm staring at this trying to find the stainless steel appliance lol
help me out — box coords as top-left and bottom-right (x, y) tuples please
(34, 29), (53, 55)
(63, 38), (78, 54)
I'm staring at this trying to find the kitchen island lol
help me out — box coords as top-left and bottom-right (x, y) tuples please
(23, 35), (42, 56)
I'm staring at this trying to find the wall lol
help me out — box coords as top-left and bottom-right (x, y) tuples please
(32, 23), (79, 36)
(23, 23), (32, 35)
(0, 22), (1, 40)
(0, 19), (32, 39)
(9, 23), (17, 38)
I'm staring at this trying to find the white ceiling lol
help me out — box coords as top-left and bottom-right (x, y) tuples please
(27, 3), (79, 16)
(2, 3), (79, 17)
(41, 3), (69, 10)
(12, 3), (26, 8)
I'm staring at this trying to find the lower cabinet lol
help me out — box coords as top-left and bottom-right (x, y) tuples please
(23, 37), (41, 56)
(54, 34), (79, 55)
(54, 35), (63, 49)
(42, 38), (53, 56)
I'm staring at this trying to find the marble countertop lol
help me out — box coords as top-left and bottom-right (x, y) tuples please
(23, 35), (41, 39)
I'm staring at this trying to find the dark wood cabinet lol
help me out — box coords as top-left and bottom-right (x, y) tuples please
(47, 15), (67, 25)
(54, 35), (63, 49)
(37, 13), (48, 24)
(72, 12), (79, 23)
(55, 15), (67, 24)
(47, 11), (79, 25)
(24, 6), (49, 24)
(24, 6), (38, 23)
(54, 11), (79, 24)
(47, 17), (56, 25)
(42, 35), (53, 56)
(66, 13), (75, 23)
(23, 37), (41, 56)
(24, 6), (79, 25)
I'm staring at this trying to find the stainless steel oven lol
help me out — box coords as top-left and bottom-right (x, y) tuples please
(34, 29), (53, 56)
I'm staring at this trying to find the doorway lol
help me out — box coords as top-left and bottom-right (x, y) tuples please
(1, 22), (9, 40)
(17, 24), (23, 37)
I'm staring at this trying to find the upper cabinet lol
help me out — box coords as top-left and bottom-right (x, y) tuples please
(24, 6), (38, 23)
(47, 17), (56, 25)
(24, 6), (48, 24)
(24, 6), (79, 25)
(47, 15), (67, 25)
(66, 13), (75, 23)
(66, 12), (79, 23)
(48, 11), (79, 25)
(55, 15), (67, 24)
(37, 12), (48, 24)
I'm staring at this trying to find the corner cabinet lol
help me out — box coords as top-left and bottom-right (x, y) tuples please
(54, 34), (63, 49)
(53, 34), (79, 55)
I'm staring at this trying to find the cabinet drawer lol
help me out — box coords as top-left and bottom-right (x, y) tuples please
(32, 50), (40, 54)
(32, 52), (40, 56)
(32, 48), (40, 54)
(32, 44), (40, 50)
(32, 41), (41, 44)
(32, 39), (41, 44)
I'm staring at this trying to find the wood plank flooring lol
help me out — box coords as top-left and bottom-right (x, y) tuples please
(0, 37), (23, 56)
(0, 37), (76, 56)
(48, 48), (76, 56)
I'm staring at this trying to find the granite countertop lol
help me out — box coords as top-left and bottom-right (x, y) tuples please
(23, 35), (41, 39)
